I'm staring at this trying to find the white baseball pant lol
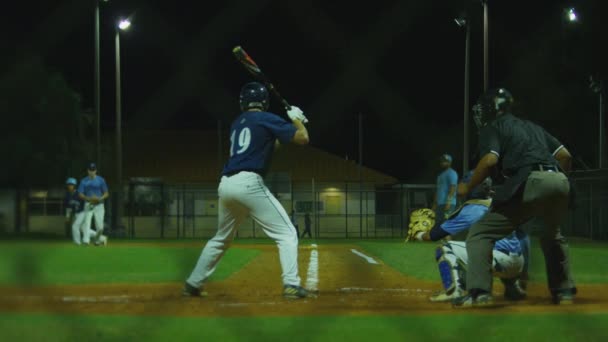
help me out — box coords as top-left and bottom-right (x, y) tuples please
(71, 212), (86, 245)
(83, 203), (105, 244)
(443, 241), (524, 281)
(187, 171), (301, 287)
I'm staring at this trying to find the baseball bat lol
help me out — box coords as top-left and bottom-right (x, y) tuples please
(232, 45), (291, 110)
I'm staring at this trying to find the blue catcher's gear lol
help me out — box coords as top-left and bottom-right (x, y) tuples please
(239, 82), (269, 111)
(462, 170), (492, 200)
(66, 177), (77, 186)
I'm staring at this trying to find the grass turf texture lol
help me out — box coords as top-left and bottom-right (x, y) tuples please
(354, 239), (608, 284)
(0, 242), (259, 285)
(0, 312), (607, 342)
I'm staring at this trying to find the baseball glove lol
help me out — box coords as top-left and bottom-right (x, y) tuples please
(405, 208), (436, 242)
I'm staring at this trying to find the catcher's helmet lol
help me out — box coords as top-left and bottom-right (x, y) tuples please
(66, 177), (77, 186)
(239, 82), (269, 111)
(472, 88), (514, 130)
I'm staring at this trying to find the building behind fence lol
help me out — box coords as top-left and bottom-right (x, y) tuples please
(1, 169), (607, 240)
(1, 129), (607, 240)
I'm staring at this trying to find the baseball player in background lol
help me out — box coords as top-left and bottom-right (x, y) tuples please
(184, 82), (313, 299)
(64, 177), (86, 245)
(78, 163), (109, 246)
(406, 171), (528, 302)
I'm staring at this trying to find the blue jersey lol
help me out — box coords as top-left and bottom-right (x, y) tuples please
(436, 168), (458, 205)
(64, 191), (85, 213)
(78, 176), (109, 199)
(433, 203), (523, 254)
(222, 111), (296, 177)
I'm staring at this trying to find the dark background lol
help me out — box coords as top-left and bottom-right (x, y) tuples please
(1, 0), (606, 185)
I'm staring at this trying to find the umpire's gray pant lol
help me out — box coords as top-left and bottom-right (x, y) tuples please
(466, 171), (575, 294)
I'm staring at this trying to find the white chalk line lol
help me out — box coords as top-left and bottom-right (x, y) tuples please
(339, 287), (432, 294)
(0, 295), (135, 303)
(350, 249), (379, 264)
(305, 244), (319, 292)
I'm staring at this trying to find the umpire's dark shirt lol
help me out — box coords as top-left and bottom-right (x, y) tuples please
(478, 113), (564, 204)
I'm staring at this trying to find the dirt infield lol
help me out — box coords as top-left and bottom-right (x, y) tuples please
(1, 244), (607, 317)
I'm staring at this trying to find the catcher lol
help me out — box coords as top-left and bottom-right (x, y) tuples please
(406, 171), (529, 302)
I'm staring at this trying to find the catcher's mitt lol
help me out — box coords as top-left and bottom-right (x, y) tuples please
(405, 208), (436, 242)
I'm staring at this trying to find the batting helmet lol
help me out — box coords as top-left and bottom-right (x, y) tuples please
(239, 82), (269, 111)
(472, 88), (514, 130)
(66, 177), (77, 186)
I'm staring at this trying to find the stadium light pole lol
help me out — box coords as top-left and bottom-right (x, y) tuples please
(455, 15), (471, 174)
(114, 18), (130, 233)
(590, 76), (605, 169)
(482, 0), (489, 91)
(94, 0), (109, 170)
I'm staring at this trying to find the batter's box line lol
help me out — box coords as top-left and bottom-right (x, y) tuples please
(339, 287), (433, 294)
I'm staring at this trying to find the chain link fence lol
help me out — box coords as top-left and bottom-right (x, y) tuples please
(5, 170), (607, 240)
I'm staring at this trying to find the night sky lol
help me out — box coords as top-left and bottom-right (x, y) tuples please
(3, 0), (607, 182)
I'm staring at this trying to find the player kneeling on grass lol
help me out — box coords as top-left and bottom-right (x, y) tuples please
(405, 171), (529, 302)
(184, 82), (314, 299)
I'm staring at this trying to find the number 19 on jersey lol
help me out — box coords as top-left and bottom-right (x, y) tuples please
(230, 127), (252, 157)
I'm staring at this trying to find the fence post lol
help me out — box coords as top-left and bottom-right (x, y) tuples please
(345, 182), (348, 238)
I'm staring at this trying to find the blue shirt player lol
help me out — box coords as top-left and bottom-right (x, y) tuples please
(413, 171), (529, 302)
(433, 154), (459, 222)
(78, 163), (109, 246)
(185, 82), (313, 299)
(65, 177), (87, 245)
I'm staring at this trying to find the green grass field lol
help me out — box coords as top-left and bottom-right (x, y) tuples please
(0, 239), (607, 341)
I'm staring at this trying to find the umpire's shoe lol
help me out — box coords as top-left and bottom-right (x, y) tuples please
(552, 287), (576, 305)
(283, 285), (316, 299)
(452, 290), (494, 308)
(502, 278), (527, 301)
(183, 282), (207, 297)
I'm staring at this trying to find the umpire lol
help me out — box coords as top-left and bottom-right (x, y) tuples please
(454, 88), (575, 307)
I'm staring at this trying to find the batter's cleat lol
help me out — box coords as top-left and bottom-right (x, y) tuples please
(452, 292), (494, 308)
(98, 235), (108, 247)
(182, 282), (207, 297)
(502, 279), (527, 301)
(552, 288), (576, 305)
(429, 287), (465, 302)
(283, 285), (315, 299)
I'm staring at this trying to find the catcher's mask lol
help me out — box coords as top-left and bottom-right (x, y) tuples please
(473, 88), (514, 130)
(462, 170), (492, 199)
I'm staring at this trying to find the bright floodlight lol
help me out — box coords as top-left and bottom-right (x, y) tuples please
(454, 18), (467, 27)
(118, 19), (131, 30)
(567, 8), (577, 22)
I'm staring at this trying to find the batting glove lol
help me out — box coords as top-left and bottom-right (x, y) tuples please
(287, 106), (309, 123)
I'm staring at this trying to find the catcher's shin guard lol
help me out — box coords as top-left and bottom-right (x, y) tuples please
(435, 244), (466, 294)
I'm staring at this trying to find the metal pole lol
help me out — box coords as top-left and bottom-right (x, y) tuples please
(483, 0), (489, 91)
(358, 112), (363, 238)
(600, 87), (605, 169)
(95, 1), (101, 168)
(115, 31), (123, 232)
(464, 21), (471, 174)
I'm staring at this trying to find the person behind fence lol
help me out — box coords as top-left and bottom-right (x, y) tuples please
(64, 177), (86, 245)
(291, 209), (300, 237)
(432, 154), (458, 223)
(301, 212), (313, 238)
(78, 162), (109, 246)
(455, 88), (575, 307)
(183, 82), (313, 299)
(406, 170), (528, 303)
